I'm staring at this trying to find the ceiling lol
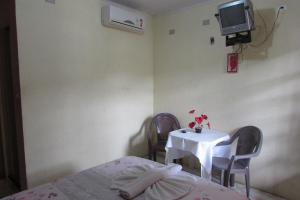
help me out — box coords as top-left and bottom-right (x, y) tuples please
(109, 0), (210, 15)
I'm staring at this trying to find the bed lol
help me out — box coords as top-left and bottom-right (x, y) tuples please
(1, 156), (248, 200)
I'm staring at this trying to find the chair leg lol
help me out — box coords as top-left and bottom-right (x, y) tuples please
(148, 152), (152, 160)
(245, 168), (250, 198)
(153, 152), (157, 161)
(224, 171), (230, 187)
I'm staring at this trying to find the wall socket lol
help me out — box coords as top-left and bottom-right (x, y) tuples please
(169, 29), (176, 35)
(279, 5), (287, 11)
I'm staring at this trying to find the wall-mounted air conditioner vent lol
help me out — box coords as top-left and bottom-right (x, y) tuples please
(101, 5), (145, 34)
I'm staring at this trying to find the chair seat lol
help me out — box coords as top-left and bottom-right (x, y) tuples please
(212, 157), (246, 172)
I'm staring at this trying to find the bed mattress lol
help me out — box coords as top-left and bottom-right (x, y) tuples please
(1, 156), (247, 200)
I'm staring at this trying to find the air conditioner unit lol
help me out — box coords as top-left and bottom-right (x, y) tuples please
(101, 5), (145, 34)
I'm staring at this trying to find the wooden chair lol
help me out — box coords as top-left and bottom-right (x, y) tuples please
(147, 113), (180, 161)
(212, 126), (263, 198)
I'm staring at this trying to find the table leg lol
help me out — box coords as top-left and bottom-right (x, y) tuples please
(201, 166), (211, 179)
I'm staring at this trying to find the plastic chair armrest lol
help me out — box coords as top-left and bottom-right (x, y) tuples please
(217, 131), (240, 146)
(216, 139), (231, 146)
(233, 153), (258, 161)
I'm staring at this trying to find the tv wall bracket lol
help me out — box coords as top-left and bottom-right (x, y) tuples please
(225, 31), (252, 46)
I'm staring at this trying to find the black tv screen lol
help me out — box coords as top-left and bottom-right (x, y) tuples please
(220, 3), (246, 28)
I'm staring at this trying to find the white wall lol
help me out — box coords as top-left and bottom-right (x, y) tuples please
(16, 0), (153, 187)
(16, 0), (300, 199)
(154, 0), (300, 199)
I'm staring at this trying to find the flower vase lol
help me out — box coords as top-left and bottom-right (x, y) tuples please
(195, 127), (202, 133)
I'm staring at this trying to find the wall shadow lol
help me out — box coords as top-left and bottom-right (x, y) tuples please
(272, 174), (300, 200)
(28, 163), (75, 187)
(127, 117), (152, 157)
(243, 8), (277, 60)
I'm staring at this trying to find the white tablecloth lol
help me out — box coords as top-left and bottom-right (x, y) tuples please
(165, 128), (231, 179)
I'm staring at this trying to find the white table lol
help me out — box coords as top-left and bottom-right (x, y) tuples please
(165, 128), (231, 179)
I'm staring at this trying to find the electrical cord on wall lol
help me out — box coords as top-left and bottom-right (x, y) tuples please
(232, 43), (248, 63)
(232, 5), (285, 63)
(249, 6), (284, 48)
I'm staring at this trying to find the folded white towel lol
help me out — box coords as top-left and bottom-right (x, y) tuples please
(145, 175), (196, 200)
(111, 164), (183, 199)
(163, 164), (183, 178)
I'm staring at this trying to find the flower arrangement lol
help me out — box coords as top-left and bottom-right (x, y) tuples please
(188, 109), (211, 132)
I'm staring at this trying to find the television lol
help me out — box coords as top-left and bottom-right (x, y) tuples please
(217, 0), (255, 36)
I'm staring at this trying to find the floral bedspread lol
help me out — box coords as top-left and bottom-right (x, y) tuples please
(1, 184), (68, 200)
(1, 156), (248, 200)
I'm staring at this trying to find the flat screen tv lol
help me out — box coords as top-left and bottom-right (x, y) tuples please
(217, 0), (255, 36)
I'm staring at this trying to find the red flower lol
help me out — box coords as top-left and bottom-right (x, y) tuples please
(207, 122), (211, 129)
(189, 109), (196, 114)
(188, 122), (196, 129)
(195, 116), (203, 125)
(201, 114), (208, 120)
